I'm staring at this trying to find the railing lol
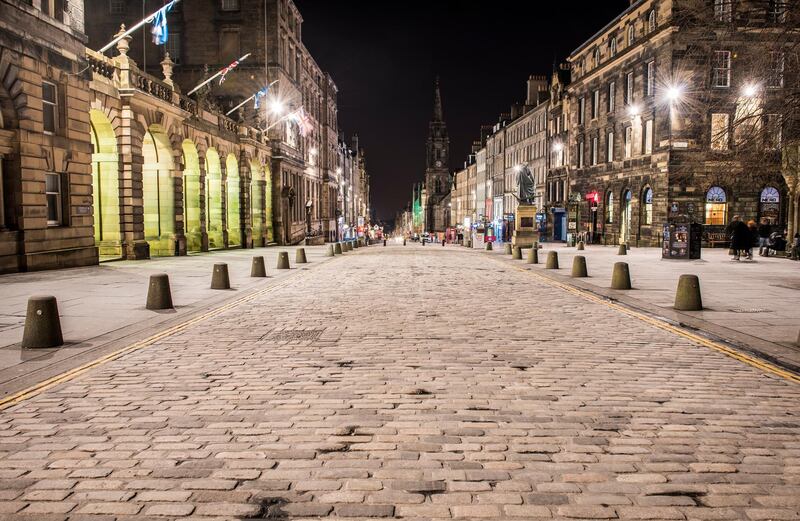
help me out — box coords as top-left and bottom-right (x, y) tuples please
(86, 53), (114, 79)
(178, 95), (197, 116)
(130, 71), (173, 103)
(219, 115), (238, 134)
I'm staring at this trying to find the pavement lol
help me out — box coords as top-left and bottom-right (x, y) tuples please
(0, 242), (798, 520)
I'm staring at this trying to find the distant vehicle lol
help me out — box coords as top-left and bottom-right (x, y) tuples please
(411, 233), (420, 242)
(421, 233), (431, 243)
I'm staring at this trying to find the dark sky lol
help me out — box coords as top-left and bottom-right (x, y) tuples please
(296, 0), (630, 221)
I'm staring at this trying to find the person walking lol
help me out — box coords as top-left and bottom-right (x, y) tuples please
(728, 215), (750, 261)
(757, 218), (771, 256)
(746, 220), (758, 260)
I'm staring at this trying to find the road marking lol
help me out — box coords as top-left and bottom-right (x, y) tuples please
(490, 254), (800, 385)
(0, 264), (322, 410)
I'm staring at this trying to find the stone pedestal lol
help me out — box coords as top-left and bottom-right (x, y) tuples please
(512, 204), (540, 249)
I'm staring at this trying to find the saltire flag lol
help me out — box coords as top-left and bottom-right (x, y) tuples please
(219, 58), (242, 85)
(253, 86), (270, 109)
(151, 1), (177, 46)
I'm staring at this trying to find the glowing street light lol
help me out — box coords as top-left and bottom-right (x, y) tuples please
(666, 84), (683, 102)
(742, 83), (759, 97)
(552, 142), (564, 152)
(627, 103), (641, 117)
(269, 99), (284, 115)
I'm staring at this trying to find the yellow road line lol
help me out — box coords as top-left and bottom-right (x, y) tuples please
(492, 255), (800, 384)
(0, 267), (316, 411)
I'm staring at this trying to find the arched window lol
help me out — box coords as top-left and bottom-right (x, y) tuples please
(628, 25), (635, 46)
(648, 10), (657, 32)
(606, 191), (615, 223)
(609, 37), (617, 58)
(593, 47), (600, 68)
(643, 187), (653, 225)
(760, 186), (780, 224)
(705, 186), (728, 225)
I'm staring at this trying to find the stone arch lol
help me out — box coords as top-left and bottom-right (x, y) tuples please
(205, 147), (224, 249)
(0, 53), (23, 233)
(182, 140), (202, 252)
(226, 152), (241, 247)
(249, 157), (265, 247)
(142, 124), (176, 256)
(89, 109), (122, 257)
(264, 158), (274, 243)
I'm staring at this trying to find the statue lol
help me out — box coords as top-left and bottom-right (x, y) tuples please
(516, 165), (535, 205)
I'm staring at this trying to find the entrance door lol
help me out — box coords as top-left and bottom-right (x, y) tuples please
(620, 190), (632, 244)
(553, 210), (566, 241)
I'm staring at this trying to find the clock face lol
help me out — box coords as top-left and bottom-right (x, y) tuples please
(435, 160), (442, 167)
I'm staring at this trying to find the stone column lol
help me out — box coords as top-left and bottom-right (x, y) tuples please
(239, 151), (253, 249)
(198, 150), (209, 252)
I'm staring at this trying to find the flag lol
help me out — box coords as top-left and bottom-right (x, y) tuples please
(219, 58), (242, 85)
(151, 1), (176, 46)
(253, 86), (270, 109)
(294, 107), (312, 137)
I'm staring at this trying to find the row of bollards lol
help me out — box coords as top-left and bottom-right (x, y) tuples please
(21, 242), (369, 349)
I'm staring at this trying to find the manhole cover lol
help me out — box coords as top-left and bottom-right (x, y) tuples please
(266, 329), (324, 341)
(729, 308), (770, 313)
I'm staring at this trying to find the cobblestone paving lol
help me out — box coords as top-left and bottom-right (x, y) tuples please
(1, 245), (799, 520)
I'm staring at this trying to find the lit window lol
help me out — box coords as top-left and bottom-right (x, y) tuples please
(645, 60), (655, 97)
(713, 51), (731, 88)
(705, 186), (727, 225)
(624, 126), (633, 158)
(710, 113), (730, 151)
(607, 131), (614, 162)
(45, 173), (62, 226)
(643, 187), (653, 225)
(714, 0), (733, 22)
(606, 192), (615, 223)
(42, 81), (57, 134)
(625, 72), (634, 105)
(644, 119), (653, 154)
(760, 187), (780, 224)
(591, 137), (598, 165)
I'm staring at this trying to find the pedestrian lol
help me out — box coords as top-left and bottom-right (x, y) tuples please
(792, 232), (800, 261)
(746, 220), (758, 260)
(757, 218), (771, 256)
(728, 215), (750, 261)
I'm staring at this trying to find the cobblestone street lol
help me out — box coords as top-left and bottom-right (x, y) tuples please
(1, 244), (799, 520)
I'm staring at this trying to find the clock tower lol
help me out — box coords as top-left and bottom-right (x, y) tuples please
(425, 78), (450, 233)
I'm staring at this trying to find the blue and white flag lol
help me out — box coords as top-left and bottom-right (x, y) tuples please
(254, 86), (270, 109)
(151, 1), (177, 46)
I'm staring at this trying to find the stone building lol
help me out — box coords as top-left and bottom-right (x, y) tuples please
(0, 0), (97, 272)
(424, 79), (449, 235)
(544, 65), (572, 243)
(566, 0), (792, 246)
(85, 0), (342, 246)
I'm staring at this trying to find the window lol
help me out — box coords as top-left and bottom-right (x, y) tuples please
(768, 0), (787, 23)
(219, 29), (240, 62)
(645, 60), (655, 97)
(608, 81), (616, 112)
(760, 187), (780, 224)
(165, 32), (181, 63)
(705, 186), (728, 225)
(42, 0), (64, 21)
(109, 0), (125, 14)
(644, 119), (653, 154)
(710, 113), (730, 151)
(592, 90), (599, 119)
(643, 187), (653, 225)
(625, 72), (634, 105)
(628, 25), (635, 46)
(648, 10), (656, 32)
(609, 37), (617, 58)
(713, 51), (731, 88)
(45, 173), (62, 226)
(593, 47), (600, 68)
(606, 192), (615, 223)
(765, 113), (782, 150)
(42, 81), (57, 134)
(221, 0), (240, 10)
(577, 141), (585, 168)
(578, 97), (585, 125)
(768, 52), (785, 88)
(591, 137), (598, 165)
(607, 131), (614, 162)
(624, 126), (633, 158)
(714, 0), (733, 22)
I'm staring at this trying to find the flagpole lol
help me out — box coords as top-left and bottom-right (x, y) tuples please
(186, 53), (252, 96)
(264, 108), (300, 132)
(98, 0), (181, 53)
(225, 95), (256, 116)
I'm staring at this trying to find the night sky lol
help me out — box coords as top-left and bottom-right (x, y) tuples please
(296, 0), (630, 221)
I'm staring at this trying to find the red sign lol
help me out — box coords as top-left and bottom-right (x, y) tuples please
(586, 191), (599, 203)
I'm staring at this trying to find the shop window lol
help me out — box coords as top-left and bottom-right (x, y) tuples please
(45, 172), (63, 226)
(643, 187), (653, 225)
(760, 187), (780, 224)
(606, 191), (615, 223)
(705, 186), (728, 225)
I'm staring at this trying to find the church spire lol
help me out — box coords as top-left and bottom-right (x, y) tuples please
(433, 76), (443, 122)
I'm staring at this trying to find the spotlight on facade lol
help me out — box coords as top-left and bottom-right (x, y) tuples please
(552, 142), (564, 152)
(513, 164), (523, 173)
(269, 99), (284, 115)
(666, 85), (683, 102)
(742, 83), (759, 97)
(627, 103), (641, 117)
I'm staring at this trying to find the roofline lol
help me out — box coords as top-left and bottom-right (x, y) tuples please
(569, 0), (646, 59)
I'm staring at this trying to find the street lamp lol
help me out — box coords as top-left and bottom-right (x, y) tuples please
(742, 83), (759, 98)
(665, 85), (683, 103)
(627, 103), (641, 117)
(269, 99), (284, 115)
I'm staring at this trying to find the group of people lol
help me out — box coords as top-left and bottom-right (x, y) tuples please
(726, 216), (798, 261)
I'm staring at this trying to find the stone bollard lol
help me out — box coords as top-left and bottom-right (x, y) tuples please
(468, 240), (473, 248)
(347, 241), (354, 251)
(383, 239), (387, 247)
(251, 256), (267, 277)
(442, 240), (446, 247)
(277, 252), (290, 269)
(486, 242), (493, 251)
(571, 255), (588, 278)
(211, 263), (231, 290)
(295, 248), (308, 264)
(325, 245), (335, 257)
(353, 240), (360, 249)
(577, 241), (585, 251)
(674, 274), (703, 311)
(403, 239), (407, 246)
(527, 247), (539, 264)
(146, 273), (174, 310)
(21, 295), (63, 348)
(545, 251), (559, 269)
(611, 262), (632, 290)
(422, 240), (426, 246)
(504, 243), (512, 255)
(512, 246), (522, 260)
(617, 243), (627, 255)
(334, 242), (343, 255)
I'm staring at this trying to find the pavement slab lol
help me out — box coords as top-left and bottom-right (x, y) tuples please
(0, 243), (799, 520)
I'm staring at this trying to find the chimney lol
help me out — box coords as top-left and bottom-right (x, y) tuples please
(510, 103), (522, 120)
(526, 75), (548, 106)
